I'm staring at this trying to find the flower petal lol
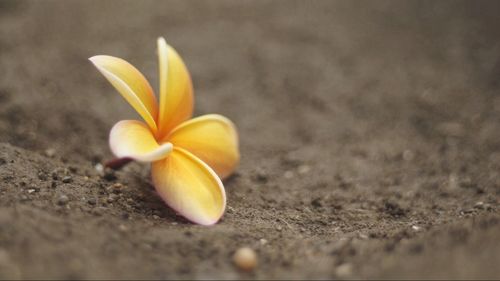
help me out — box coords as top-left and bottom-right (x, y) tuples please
(109, 120), (172, 162)
(90, 55), (159, 134)
(166, 114), (239, 179)
(157, 37), (194, 139)
(151, 148), (226, 225)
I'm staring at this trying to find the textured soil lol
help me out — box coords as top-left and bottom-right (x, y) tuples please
(1, 1), (500, 279)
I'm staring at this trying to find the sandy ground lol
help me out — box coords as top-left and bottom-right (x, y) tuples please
(0, 0), (499, 279)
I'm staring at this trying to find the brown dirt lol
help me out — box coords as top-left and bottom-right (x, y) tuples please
(1, 0), (500, 279)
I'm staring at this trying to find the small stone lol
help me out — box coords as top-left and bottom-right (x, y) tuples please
(27, 189), (36, 194)
(20, 195), (29, 202)
(412, 225), (421, 231)
(103, 168), (117, 181)
(107, 194), (118, 203)
(112, 183), (124, 193)
(335, 263), (353, 278)
(87, 198), (97, 205)
(284, 170), (294, 179)
(152, 215), (160, 220)
(106, 183), (123, 194)
(459, 208), (475, 216)
(61, 176), (72, 183)
(57, 195), (69, 205)
(474, 202), (484, 210)
(51, 181), (57, 188)
(311, 198), (323, 208)
(45, 148), (56, 157)
(94, 163), (104, 173)
(358, 233), (369, 240)
(118, 224), (128, 232)
(37, 172), (47, 181)
(259, 238), (268, 245)
(233, 247), (257, 271)
(253, 167), (268, 183)
(297, 164), (311, 174)
(402, 150), (415, 161)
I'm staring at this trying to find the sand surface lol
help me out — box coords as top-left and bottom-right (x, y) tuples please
(0, 1), (499, 279)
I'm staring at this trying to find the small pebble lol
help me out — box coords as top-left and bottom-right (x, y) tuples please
(118, 224), (128, 232)
(233, 247), (257, 271)
(402, 150), (415, 161)
(284, 170), (294, 179)
(103, 168), (117, 181)
(107, 194), (118, 203)
(311, 198), (323, 208)
(37, 172), (47, 181)
(358, 233), (369, 240)
(335, 263), (353, 278)
(87, 198), (97, 205)
(94, 163), (104, 173)
(113, 183), (124, 193)
(61, 176), (72, 183)
(412, 225), (421, 231)
(45, 148), (56, 157)
(254, 167), (268, 183)
(259, 238), (268, 245)
(57, 195), (69, 205)
(474, 201), (484, 210)
(297, 164), (311, 174)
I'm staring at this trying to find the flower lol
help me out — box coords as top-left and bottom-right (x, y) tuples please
(89, 37), (239, 225)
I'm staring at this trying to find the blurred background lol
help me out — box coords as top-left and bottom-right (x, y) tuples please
(0, 1), (499, 279)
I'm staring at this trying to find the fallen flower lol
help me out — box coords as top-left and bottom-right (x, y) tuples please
(89, 37), (239, 225)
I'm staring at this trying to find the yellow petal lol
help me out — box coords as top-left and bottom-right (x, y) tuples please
(152, 148), (225, 225)
(166, 114), (239, 179)
(90, 55), (159, 134)
(157, 37), (194, 139)
(109, 120), (172, 162)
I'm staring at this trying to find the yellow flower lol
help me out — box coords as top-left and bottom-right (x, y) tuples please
(89, 37), (239, 225)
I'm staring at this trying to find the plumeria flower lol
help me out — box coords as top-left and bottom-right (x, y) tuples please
(89, 37), (239, 225)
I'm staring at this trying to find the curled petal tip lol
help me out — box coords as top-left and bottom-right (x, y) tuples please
(88, 55), (109, 64)
(109, 120), (172, 162)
